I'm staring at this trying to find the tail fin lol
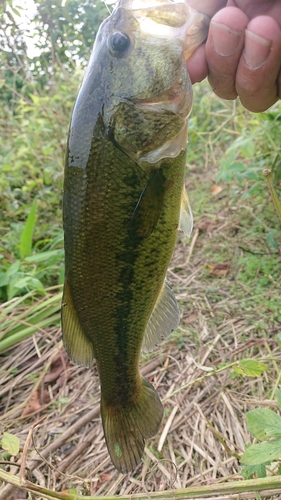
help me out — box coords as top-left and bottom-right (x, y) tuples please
(101, 377), (163, 473)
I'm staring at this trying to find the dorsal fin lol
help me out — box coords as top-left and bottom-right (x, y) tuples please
(142, 281), (180, 353)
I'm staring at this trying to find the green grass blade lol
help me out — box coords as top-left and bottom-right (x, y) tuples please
(24, 249), (64, 263)
(2, 302), (61, 339)
(0, 292), (62, 337)
(0, 312), (61, 353)
(263, 169), (281, 223)
(0, 287), (63, 351)
(19, 199), (37, 259)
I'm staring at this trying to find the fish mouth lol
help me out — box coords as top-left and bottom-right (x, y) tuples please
(133, 67), (192, 119)
(131, 68), (192, 164)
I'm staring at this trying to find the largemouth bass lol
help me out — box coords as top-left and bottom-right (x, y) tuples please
(62, 0), (208, 473)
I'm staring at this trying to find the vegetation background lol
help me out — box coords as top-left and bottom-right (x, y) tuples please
(1, 0), (281, 498)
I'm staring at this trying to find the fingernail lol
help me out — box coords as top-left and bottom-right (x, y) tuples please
(244, 29), (272, 69)
(211, 21), (243, 57)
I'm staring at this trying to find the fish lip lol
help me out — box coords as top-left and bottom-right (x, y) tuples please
(132, 66), (191, 118)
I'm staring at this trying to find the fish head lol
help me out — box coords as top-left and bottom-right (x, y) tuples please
(70, 0), (209, 166)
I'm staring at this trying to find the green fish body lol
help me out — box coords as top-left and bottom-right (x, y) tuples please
(62, 0), (208, 473)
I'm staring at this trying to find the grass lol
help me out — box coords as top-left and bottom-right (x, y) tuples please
(0, 80), (281, 498)
(0, 286), (62, 353)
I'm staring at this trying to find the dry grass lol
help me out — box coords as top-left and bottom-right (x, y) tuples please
(1, 146), (281, 499)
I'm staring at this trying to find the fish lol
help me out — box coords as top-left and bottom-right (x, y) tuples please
(62, 0), (209, 473)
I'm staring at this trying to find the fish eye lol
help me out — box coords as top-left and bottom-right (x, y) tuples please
(109, 31), (131, 57)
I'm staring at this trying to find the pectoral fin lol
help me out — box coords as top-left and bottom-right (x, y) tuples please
(61, 281), (95, 367)
(179, 186), (193, 237)
(129, 169), (167, 239)
(142, 281), (180, 353)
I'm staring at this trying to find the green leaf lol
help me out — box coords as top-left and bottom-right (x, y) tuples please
(13, 277), (46, 295)
(7, 275), (24, 300)
(233, 359), (268, 377)
(266, 230), (278, 250)
(58, 397), (69, 404)
(0, 272), (9, 288)
(246, 408), (281, 440)
(240, 439), (281, 465)
(24, 249), (64, 263)
(244, 171), (261, 181)
(10, 5), (23, 16)
(19, 199), (37, 259)
(1, 432), (20, 456)
(226, 136), (255, 159)
(241, 463), (267, 479)
(6, 261), (21, 278)
(227, 161), (246, 173)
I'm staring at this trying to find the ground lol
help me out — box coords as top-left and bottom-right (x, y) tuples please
(1, 87), (281, 499)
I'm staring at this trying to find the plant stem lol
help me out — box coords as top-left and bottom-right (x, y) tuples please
(2, 469), (281, 500)
(263, 169), (281, 223)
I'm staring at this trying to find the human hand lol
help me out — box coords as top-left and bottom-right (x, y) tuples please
(187, 0), (281, 112)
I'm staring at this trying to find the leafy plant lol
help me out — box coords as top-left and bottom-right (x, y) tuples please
(1, 432), (20, 457)
(0, 201), (64, 301)
(232, 359), (268, 378)
(0, 287), (62, 353)
(241, 391), (281, 478)
(215, 108), (281, 195)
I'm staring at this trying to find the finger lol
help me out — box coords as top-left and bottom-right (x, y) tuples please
(230, 0), (281, 29)
(205, 7), (249, 99)
(186, 0), (228, 84)
(187, 44), (208, 83)
(236, 16), (281, 112)
(187, 0), (227, 17)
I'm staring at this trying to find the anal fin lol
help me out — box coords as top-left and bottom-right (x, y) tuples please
(61, 281), (95, 367)
(142, 280), (180, 353)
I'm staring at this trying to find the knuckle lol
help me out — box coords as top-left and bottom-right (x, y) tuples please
(208, 73), (237, 100)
